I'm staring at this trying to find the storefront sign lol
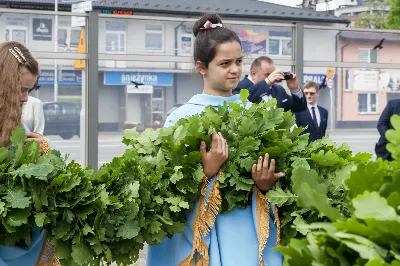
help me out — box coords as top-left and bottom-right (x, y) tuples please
(39, 70), (82, 85)
(126, 85), (154, 94)
(32, 18), (52, 41)
(232, 27), (267, 54)
(101, 10), (133, 15)
(71, 1), (92, 27)
(303, 74), (336, 84)
(6, 15), (27, 26)
(104, 72), (173, 86)
(10, 4), (70, 11)
(303, 73), (336, 89)
(353, 70), (378, 91)
(379, 71), (400, 91)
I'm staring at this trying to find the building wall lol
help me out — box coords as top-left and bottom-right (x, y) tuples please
(336, 39), (400, 128)
(97, 17), (179, 69)
(98, 85), (122, 129)
(304, 28), (338, 62)
(176, 73), (203, 104)
(126, 94), (142, 124)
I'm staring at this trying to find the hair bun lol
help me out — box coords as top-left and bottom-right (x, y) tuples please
(193, 13), (223, 37)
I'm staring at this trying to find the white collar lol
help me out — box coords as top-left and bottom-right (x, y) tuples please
(247, 75), (255, 84)
(307, 103), (318, 109)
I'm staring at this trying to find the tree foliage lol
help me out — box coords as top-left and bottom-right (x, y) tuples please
(386, 0), (400, 29)
(354, 0), (390, 29)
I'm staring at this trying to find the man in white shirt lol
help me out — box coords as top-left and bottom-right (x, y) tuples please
(22, 96), (45, 134)
(233, 56), (307, 112)
(294, 81), (328, 142)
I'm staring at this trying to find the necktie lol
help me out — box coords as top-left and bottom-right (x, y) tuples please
(311, 107), (318, 127)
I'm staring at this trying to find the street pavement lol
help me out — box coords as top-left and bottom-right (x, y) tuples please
(327, 129), (378, 159)
(48, 129), (380, 167)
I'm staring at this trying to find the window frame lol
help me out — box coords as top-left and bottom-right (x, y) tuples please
(104, 20), (127, 54)
(105, 31), (127, 54)
(5, 26), (28, 45)
(145, 23), (165, 53)
(268, 36), (292, 57)
(57, 27), (81, 51)
(358, 48), (379, 63)
(358, 92), (378, 114)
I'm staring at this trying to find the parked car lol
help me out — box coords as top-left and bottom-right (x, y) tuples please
(43, 102), (81, 140)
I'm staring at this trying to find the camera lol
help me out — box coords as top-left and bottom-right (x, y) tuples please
(283, 71), (293, 80)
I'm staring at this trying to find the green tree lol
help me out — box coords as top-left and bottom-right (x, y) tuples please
(386, 0), (400, 29)
(354, 0), (390, 29)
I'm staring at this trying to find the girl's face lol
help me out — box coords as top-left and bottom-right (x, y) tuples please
(19, 67), (38, 105)
(198, 41), (243, 96)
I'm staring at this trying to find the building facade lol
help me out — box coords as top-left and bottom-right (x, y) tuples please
(336, 31), (400, 128)
(334, 0), (390, 27)
(0, 0), (348, 131)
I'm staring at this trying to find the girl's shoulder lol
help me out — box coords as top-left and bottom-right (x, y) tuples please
(164, 103), (205, 128)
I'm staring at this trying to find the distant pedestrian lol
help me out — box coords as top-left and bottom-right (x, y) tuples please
(294, 81), (328, 143)
(375, 99), (400, 161)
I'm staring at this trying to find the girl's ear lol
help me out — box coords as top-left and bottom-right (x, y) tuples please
(195, 61), (207, 76)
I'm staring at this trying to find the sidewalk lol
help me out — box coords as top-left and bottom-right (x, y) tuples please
(98, 128), (379, 135)
(328, 128), (377, 133)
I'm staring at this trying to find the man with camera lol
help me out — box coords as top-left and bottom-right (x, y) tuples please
(233, 56), (307, 112)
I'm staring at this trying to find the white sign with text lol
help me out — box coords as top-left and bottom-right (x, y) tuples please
(126, 85), (154, 94)
(71, 1), (92, 27)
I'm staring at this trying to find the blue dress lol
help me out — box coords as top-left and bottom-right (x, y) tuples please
(147, 94), (283, 266)
(0, 125), (55, 266)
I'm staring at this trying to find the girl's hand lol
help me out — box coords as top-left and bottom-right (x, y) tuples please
(26, 132), (43, 145)
(252, 153), (284, 191)
(26, 132), (51, 154)
(201, 129), (229, 178)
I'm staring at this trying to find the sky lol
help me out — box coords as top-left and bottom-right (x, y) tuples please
(260, 0), (337, 11)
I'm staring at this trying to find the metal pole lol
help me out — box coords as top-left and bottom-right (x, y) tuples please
(87, 11), (99, 170)
(125, 88), (128, 130)
(80, 69), (87, 166)
(294, 22), (304, 87)
(330, 87), (334, 131)
(54, 0), (58, 102)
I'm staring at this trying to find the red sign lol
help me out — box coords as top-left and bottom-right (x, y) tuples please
(101, 10), (133, 15)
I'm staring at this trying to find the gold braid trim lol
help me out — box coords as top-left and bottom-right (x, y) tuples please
(273, 205), (281, 246)
(179, 181), (208, 266)
(33, 132), (51, 155)
(35, 233), (60, 266)
(253, 186), (270, 266)
(201, 176), (210, 196)
(198, 177), (221, 239)
(179, 171), (223, 266)
(195, 258), (206, 266)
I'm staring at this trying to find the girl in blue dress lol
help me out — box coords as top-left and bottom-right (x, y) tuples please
(147, 13), (284, 266)
(0, 41), (56, 266)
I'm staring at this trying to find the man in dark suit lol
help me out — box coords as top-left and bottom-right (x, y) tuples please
(232, 56), (307, 112)
(375, 99), (400, 161)
(294, 81), (328, 142)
